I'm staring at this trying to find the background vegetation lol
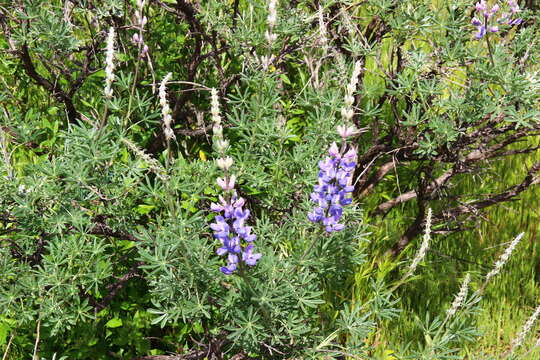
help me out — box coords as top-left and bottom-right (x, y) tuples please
(0, 0), (538, 359)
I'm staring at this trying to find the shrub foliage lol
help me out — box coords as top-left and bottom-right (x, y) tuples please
(0, 0), (538, 359)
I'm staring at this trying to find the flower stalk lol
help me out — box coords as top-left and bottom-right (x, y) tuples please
(209, 88), (261, 274)
(159, 73), (175, 165)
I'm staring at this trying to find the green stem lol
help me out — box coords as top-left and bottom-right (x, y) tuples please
(124, 35), (143, 128)
(125, 61), (140, 126)
(238, 262), (272, 322)
(98, 102), (109, 132)
(485, 33), (495, 67)
(300, 231), (319, 262)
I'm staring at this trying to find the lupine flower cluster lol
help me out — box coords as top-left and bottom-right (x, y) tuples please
(472, 1), (522, 40)
(511, 304), (540, 351)
(131, 0), (149, 57)
(210, 88), (228, 152)
(158, 73), (175, 142)
(405, 207), (432, 278)
(265, 0), (278, 44)
(209, 89), (261, 274)
(261, 0), (278, 69)
(104, 27), (116, 99)
(210, 190), (261, 274)
(307, 61), (362, 232)
(318, 6), (328, 47)
(446, 273), (471, 318)
(307, 137), (357, 232)
(479, 232), (523, 292)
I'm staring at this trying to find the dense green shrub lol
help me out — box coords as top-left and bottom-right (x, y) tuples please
(0, 0), (538, 359)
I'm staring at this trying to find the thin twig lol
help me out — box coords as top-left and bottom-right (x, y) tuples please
(2, 333), (14, 360)
(32, 319), (40, 360)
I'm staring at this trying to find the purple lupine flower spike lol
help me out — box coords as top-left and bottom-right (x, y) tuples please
(209, 88), (261, 275)
(210, 188), (262, 274)
(308, 142), (357, 233)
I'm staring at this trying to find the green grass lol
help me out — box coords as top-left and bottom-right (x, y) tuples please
(358, 144), (540, 358)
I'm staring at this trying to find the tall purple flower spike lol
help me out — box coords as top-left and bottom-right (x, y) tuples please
(308, 142), (357, 233)
(210, 192), (261, 275)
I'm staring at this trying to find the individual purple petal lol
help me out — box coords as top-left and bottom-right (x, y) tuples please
(210, 217), (229, 233)
(228, 253), (238, 265)
(489, 26), (499, 33)
(228, 175), (236, 189)
(343, 148), (357, 160)
(329, 205), (343, 219)
(510, 18), (522, 25)
(229, 237), (242, 253)
(318, 158), (334, 172)
(220, 254), (238, 275)
(309, 207), (324, 221)
(245, 233), (257, 242)
(235, 224), (251, 238)
(141, 44), (149, 57)
(475, 25), (486, 39)
(328, 142), (340, 158)
(471, 17), (482, 26)
(216, 177), (228, 190)
(242, 244), (262, 266)
(216, 175), (236, 191)
(220, 264), (236, 275)
(475, 1), (486, 12)
(234, 208), (250, 221)
(232, 197), (245, 208)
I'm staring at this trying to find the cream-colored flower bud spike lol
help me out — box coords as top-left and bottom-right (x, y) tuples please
(104, 27), (116, 99)
(159, 73), (175, 141)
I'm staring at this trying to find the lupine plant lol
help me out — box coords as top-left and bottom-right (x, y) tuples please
(209, 88), (261, 274)
(0, 0), (539, 359)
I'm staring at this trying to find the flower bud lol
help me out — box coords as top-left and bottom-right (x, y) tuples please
(341, 107), (354, 121)
(217, 174), (236, 191)
(217, 156), (234, 171)
(475, 1), (486, 12)
(216, 139), (229, 152)
(164, 127), (175, 141)
(213, 126), (223, 139)
(337, 124), (359, 139)
(344, 95), (354, 107)
(328, 142), (340, 157)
